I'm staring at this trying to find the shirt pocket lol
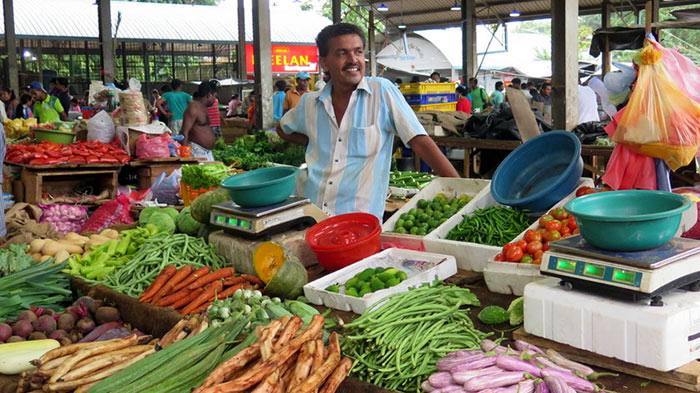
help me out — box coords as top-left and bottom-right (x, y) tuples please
(347, 125), (380, 159)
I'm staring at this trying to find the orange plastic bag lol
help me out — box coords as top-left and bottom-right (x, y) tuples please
(613, 39), (700, 170)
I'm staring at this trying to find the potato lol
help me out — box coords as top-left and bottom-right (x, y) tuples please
(100, 229), (119, 239)
(64, 232), (90, 243)
(30, 239), (46, 254)
(40, 255), (52, 262)
(56, 242), (83, 255)
(41, 240), (62, 257)
(31, 253), (43, 262)
(54, 250), (70, 263)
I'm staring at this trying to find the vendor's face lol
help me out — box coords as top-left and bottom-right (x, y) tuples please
(30, 89), (46, 102)
(320, 34), (365, 88)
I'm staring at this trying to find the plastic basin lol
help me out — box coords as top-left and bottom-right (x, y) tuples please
(491, 131), (583, 212)
(220, 166), (298, 208)
(33, 129), (75, 145)
(306, 213), (381, 271)
(565, 190), (691, 251)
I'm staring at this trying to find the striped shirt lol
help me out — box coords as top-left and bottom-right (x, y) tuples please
(207, 98), (221, 127)
(280, 77), (427, 219)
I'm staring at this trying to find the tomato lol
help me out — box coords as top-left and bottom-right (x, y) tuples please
(550, 208), (569, 221)
(494, 253), (505, 262)
(526, 241), (543, 255)
(538, 214), (555, 226)
(505, 246), (524, 262)
(516, 239), (528, 252)
(543, 230), (561, 242)
(534, 250), (544, 260)
(544, 220), (562, 232)
(561, 225), (572, 237)
(524, 230), (542, 243)
(573, 228), (580, 235)
(567, 217), (577, 230)
(533, 257), (542, 265)
(537, 228), (548, 236)
(542, 242), (550, 251)
(503, 242), (519, 254)
(576, 186), (594, 197)
(521, 255), (534, 264)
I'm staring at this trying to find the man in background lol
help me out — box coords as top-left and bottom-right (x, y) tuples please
(283, 72), (310, 113)
(428, 72), (441, 82)
(491, 81), (505, 109)
(468, 77), (489, 112)
(315, 71), (330, 91)
(28, 82), (66, 123)
(273, 80), (287, 122)
(54, 77), (72, 114)
(161, 79), (192, 134)
(533, 82), (552, 106)
(181, 80), (217, 160)
(206, 80), (222, 139)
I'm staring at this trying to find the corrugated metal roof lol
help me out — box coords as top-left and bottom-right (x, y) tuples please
(0, 0), (331, 44)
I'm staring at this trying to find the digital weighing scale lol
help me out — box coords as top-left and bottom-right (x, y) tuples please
(210, 197), (328, 239)
(540, 235), (700, 305)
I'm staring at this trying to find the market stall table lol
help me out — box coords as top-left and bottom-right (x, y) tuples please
(128, 157), (203, 190)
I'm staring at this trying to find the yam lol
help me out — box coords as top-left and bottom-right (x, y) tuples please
(30, 239), (46, 254)
(31, 253), (42, 262)
(56, 242), (83, 255)
(54, 250), (70, 263)
(41, 240), (62, 257)
(64, 233), (90, 243)
(99, 229), (119, 239)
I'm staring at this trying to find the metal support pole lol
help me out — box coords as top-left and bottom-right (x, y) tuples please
(3, 0), (19, 94)
(212, 44), (217, 79)
(368, 9), (376, 77)
(551, 0), (579, 130)
(97, 0), (115, 83)
(171, 43), (176, 79)
(19, 39), (25, 75)
(121, 41), (128, 82)
(84, 41), (90, 80)
(332, 0), (341, 23)
(461, 0), (476, 82)
(601, 0), (611, 76)
(237, 0), (247, 94)
(252, 0), (273, 129)
(142, 43), (150, 94)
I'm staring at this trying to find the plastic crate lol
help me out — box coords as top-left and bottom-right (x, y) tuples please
(180, 183), (218, 206)
(410, 102), (456, 112)
(400, 82), (456, 95)
(403, 93), (457, 105)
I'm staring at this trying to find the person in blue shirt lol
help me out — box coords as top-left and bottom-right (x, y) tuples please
(491, 81), (505, 109)
(277, 23), (459, 219)
(272, 80), (287, 122)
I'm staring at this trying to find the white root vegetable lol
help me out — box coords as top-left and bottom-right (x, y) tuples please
(30, 239), (46, 254)
(54, 250), (70, 263)
(99, 229), (119, 239)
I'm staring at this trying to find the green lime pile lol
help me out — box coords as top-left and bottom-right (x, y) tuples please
(325, 267), (408, 297)
(392, 193), (472, 236)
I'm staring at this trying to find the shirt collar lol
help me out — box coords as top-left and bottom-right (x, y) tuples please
(317, 77), (372, 104)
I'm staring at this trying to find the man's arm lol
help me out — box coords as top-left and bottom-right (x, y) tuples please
(156, 99), (170, 117)
(408, 135), (459, 177)
(180, 106), (196, 145)
(276, 125), (308, 146)
(54, 100), (67, 121)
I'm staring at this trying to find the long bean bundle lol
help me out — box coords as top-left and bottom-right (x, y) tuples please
(446, 206), (532, 246)
(342, 283), (490, 393)
(104, 233), (225, 297)
(0, 261), (71, 319)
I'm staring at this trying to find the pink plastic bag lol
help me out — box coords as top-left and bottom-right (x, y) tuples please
(603, 107), (657, 190)
(135, 133), (171, 160)
(81, 195), (134, 233)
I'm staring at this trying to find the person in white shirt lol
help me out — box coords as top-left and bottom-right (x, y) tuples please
(578, 84), (600, 124)
(315, 71), (330, 91)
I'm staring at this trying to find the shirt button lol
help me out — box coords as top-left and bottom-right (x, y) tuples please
(323, 203), (328, 207)
(329, 181), (333, 185)
(334, 159), (339, 163)
(338, 138), (342, 142)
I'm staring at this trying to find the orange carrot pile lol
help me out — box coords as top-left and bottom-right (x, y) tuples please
(138, 265), (263, 314)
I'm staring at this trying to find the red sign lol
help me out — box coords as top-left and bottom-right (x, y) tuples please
(245, 44), (319, 74)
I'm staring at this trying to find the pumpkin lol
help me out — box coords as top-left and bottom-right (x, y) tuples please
(253, 242), (308, 299)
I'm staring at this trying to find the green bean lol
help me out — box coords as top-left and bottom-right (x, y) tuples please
(446, 206), (532, 246)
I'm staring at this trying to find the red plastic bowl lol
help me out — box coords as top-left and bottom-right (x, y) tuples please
(305, 212), (381, 271)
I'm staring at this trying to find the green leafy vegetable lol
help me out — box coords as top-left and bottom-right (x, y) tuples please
(181, 163), (234, 190)
(0, 244), (33, 277)
(0, 261), (71, 320)
(213, 132), (305, 170)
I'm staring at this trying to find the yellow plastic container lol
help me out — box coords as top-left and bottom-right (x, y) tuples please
(400, 82), (456, 95)
(410, 102), (456, 112)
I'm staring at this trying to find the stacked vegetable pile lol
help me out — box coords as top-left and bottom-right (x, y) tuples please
(446, 206), (532, 246)
(0, 261), (71, 320)
(138, 207), (179, 235)
(139, 265), (264, 315)
(39, 205), (88, 235)
(6, 141), (129, 166)
(181, 163), (235, 191)
(0, 244), (34, 277)
(324, 267), (408, 297)
(213, 131), (305, 170)
(343, 283), (490, 392)
(389, 171), (434, 190)
(495, 207), (579, 264)
(392, 194), (472, 235)
(422, 339), (610, 393)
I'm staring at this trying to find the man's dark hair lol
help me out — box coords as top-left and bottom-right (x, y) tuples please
(171, 79), (182, 90)
(231, 94), (239, 100)
(19, 94), (31, 105)
(394, 78), (403, 84)
(161, 84), (172, 93)
(511, 78), (521, 87)
(468, 77), (478, 83)
(456, 85), (468, 95)
(195, 80), (217, 99)
(430, 72), (440, 78)
(410, 75), (420, 83)
(275, 80), (287, 91)
(316, 23), (366, 57)
(56, 77), (69, 87)
(495, 81), (504, 89)
(540, 82), (552, 90)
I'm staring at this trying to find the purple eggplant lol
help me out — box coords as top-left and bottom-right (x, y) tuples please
(514, 340), (545, 355)
(495, 355), (542, 377)
(450, 356), (497, 372)
(96, 327), (131, 341)
(446, 350), (480, 358)
(545, 349), (595, 377)
(429, 372), (455, 388)
(481, 339), (499, 352)
(422, 380), (436, 392)
(434, 386), (464, 393)
(534, 356), (574, 374)
(464, 372), (526, 391)
(534, 380), (550, 393)
(541, 369), (596, 392)
(543, 376), (576, 393)
(492, 380), (535, 393)
(438, 354), (486, 371)
(452, 365), (501, 384)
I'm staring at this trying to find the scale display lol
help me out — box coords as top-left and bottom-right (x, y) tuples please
(547, 255), (642, 288)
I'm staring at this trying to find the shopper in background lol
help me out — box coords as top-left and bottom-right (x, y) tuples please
(206, 80), (222, 139)
(247, 91), (256, 129)
(28, 82), (66, 123)
(161, 79), (192, 134)
(181, 80), (218, 160)
(54, 78), (72, 114)
(0, 88), (17, 119)
(315, 71), (330, 91)
(14, 94), (32, 119)
(533, 82), (552, 106)
(528, 82), (541, 101)
(520, 80), (533, 100)
(272, 80), (287, 122)
(468, 77), (489, 112)
(455, 85), (472, 114)
(510, 78), (522, 89)
(283, 71), (310, 113)
(428, 72), (441, 83)
(226, 94), (242, 117)
(68, 98), (81, 113)
(491, 81), (505, 109)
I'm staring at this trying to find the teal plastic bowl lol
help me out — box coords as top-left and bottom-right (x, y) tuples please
(221, 166), (298, 208)
(564, 190), (691, 251)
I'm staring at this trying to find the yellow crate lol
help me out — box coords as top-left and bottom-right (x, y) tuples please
(399, 82), (456, 95)
(410, 102), (456, 112)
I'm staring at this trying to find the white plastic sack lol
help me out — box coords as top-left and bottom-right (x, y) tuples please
(87, 110), (116, 143)
(151, 169), (181, 205)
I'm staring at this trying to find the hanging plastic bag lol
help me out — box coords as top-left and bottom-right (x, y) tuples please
(81, 194), (134, 233)
(612, 37), (700, 170)
(87, 110), (116, 143)
(151, 169), (181, 205)
(135, 133), (171, 159)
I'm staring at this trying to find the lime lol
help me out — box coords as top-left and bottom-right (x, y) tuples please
(395, 227), (407, 234)
(417, 199), (428, 209)
(403, 220), (414, 228)
(346, 287), (359, 297)
(396, 219), (405, 228)
(410, 226), (420, 235)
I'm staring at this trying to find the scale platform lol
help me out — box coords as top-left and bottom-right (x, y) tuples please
(210, 197), (327, 239)
(524, 277), (700, 372)
(540, 235), (700, 304)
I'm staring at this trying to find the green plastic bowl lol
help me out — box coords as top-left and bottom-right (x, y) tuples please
(564, 190), (691, 251)
(33, 128), (75, 144)
(221, 166), (298, 208)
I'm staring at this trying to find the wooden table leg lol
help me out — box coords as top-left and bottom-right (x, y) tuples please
(463, 148), (472, 178)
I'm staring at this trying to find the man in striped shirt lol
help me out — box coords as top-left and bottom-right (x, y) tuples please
(278, 23), (459, 220)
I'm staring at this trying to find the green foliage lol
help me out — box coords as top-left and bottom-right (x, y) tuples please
(213, 131), (305, 170)
(0, 244), (33, 277)
(146, 212), (177, 235)
(176, 207), (202, 235)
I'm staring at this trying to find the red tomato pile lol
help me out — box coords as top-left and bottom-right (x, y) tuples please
(494, 207), (579, 264)
(575, 185), (612, 197)
(6, 141), (130, 166)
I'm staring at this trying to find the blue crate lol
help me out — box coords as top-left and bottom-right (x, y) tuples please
(403, 93), (457, 105)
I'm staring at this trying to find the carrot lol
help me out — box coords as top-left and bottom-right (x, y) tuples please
(152, 265), (193, 303)
(171, 289), (202, 311)
(240, 274), (265, 287)
(217, 283), (250, 300)
(173, 266), (209, 292)
(182, 281), (224, 314)
(156, 287), (193, 307)
(139, 265), (177, 302)
(190, 300), (214, 315)
(222, 276), (247, 286)
(187, 267), (235, 290)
